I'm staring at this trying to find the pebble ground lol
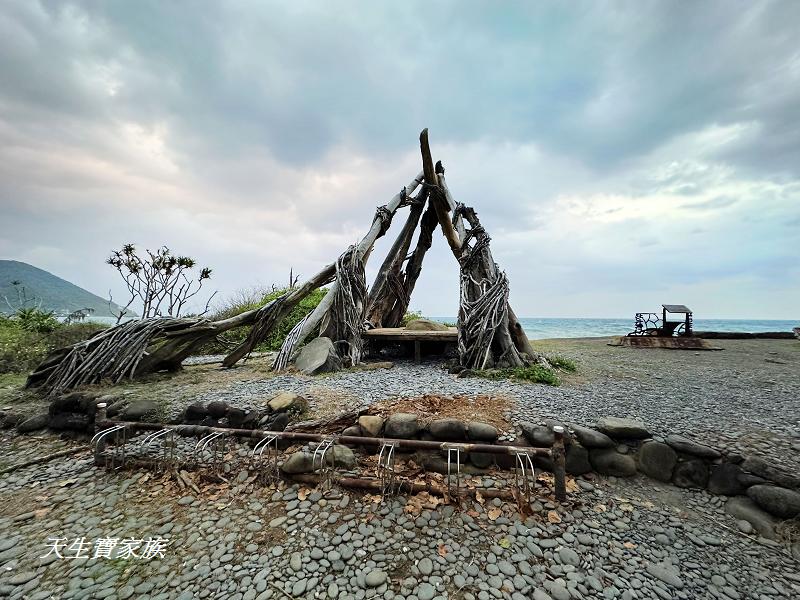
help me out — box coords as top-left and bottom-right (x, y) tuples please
(1, 338), (798, 599)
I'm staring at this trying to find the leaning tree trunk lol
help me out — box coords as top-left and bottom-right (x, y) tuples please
(365, 190), (429, 328)
(272, 172), (425, 369)
(383, 200), (439, 327)
(417, 129), (544, 369)
(26, 313), (253, 397)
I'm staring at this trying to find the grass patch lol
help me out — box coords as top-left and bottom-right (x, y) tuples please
(199, 286), (327, 354)
(476, 364), (561, 386)
(547, 354), (577, 372)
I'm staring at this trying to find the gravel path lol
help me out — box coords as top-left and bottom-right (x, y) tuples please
(0, 434), (798, 600)
(188, 339), (800, 471)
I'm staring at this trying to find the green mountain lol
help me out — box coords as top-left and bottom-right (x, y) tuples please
(0, 260), (134, 318)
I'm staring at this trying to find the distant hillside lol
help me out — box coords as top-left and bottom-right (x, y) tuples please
(0, 260), (134, 318)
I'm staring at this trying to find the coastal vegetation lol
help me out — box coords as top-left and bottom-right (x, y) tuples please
(201, 285), (328, 354)
(475, 354), (578, 386)
(0, 309), (105, 375)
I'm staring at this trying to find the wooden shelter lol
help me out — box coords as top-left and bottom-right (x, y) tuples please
(27, 130), (547, 397)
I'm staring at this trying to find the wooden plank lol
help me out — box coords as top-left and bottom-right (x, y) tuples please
(363, 327), (458, 342)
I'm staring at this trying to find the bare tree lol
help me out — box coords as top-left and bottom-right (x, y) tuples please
(106, 244), (215, 323)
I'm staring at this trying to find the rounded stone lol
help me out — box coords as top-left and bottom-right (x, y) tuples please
(637, 441), (677, 482)
(365, 570), (388, 587)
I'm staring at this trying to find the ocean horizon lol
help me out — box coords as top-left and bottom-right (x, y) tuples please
(427, 317), (798, 340)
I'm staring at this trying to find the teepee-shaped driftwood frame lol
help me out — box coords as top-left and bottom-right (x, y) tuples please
(27, 130), (544, 397)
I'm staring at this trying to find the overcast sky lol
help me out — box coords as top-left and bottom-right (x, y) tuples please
(1, 1), (798, 319)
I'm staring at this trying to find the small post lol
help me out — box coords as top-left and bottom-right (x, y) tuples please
(95, 402), (107, 433)
(552, 426), (567, 503)
(414, 341), (421, 363)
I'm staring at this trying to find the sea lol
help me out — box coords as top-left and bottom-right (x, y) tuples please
(81, 315), (798, 340)
(428, 317), (798, 340)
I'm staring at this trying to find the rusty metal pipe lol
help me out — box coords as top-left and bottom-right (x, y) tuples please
(96, 418), (552, 457)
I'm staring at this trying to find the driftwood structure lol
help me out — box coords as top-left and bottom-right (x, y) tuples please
(27, 130), (545, 397)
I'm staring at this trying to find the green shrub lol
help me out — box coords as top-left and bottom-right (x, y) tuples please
(201, 286), (328, 354)
(0, 318), (106, 375)
(400, 310), (423, 326)
(547, 354), (577, 372)
(476, 364), (561, 386)
(13, 308), (60, 333)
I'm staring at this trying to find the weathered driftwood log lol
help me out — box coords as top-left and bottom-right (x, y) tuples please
(27, 314), (255, 396)
(365, 190), (429, 328)
(383, 201), (440, 327)
(274, 172), (425, 369)
(417, 131), (542, 368)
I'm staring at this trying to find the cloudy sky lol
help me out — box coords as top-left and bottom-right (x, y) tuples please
(1, 1), (798, 319)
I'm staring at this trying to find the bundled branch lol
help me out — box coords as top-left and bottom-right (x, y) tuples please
(325, 246), (367, 365)
(27, 318), (201, 396)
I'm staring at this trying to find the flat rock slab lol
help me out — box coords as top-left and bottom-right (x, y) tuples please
(596, 417), (650, 439)
(570, 424), (614, 448)
(665, 434), (721, 459)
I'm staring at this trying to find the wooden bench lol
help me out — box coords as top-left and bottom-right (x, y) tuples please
(363, 327), (458, 362)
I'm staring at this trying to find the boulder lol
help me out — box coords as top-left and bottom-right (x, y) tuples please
(570, 424), (614, 448)
(467, 421), (498, 442)
(664, 434), (721, 459)
(672, 460), (709, 489)
(534, 454), (555, 473)
(294, 337), (342, 375)
(121, 400), (159, 421)
(747, 485), (800, 519)
(280, 446), (354, 474)
(724, 497), (777, 539)
(358, 416), (384, 437)
(184, 403), (208, 423)
(385, 413), (419, 439)
(565, 444), (592, 475)
(281, 451), (314, 474)
(589, 448), (636, 477)
(521, 424), (554, 447)
(268, 392), (307, 414)
(707, 463), (746, 496)
(741, 456), (800, 489)
(342, 425), (361, 437)
(17, 413), (48, 433)
(429, 418), (466, 441)
(259, 412), (289, 432)
(469, 452), (494, 469)
(328, 445), (357, 469)
(206, 401), (230, 419)
(637, 441), (677, 482)
(226, 408), (246, 428)
(405, 319), (449, 332)
(595, 417), (650, 439)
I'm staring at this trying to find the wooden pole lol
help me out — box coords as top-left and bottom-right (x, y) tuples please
(420, 129), (462, 257)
